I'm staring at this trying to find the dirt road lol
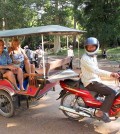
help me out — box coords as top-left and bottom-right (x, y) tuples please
(0, 80), (120, 134)
(0, 58), (120, 134)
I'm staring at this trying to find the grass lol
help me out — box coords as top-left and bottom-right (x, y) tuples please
(49, 47), (85, 57)
(106, 47), (120, 61)
(107, 47), (120, 54)
(48, 46), (120, 61)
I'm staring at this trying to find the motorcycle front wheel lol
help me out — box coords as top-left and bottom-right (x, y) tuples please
(61, 92), (85, 120)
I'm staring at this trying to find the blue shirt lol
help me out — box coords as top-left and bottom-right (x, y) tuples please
(0, 50), (12, 65)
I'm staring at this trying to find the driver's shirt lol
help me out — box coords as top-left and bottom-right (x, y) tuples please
(0, 50), (12, 65)
(80, 53), (111, 87)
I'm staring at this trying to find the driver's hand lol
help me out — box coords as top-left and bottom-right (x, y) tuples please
(110, 73), (120, 79)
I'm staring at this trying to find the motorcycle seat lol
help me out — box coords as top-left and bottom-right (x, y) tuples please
(63, 79), (86, 89)
(63, 79), (98, 98)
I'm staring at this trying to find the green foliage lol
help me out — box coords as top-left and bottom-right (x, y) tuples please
(107, 47), (120, 61)
(107, 47), (120, 54)
(0, 0), (38, 29)
(0, 0), (120, 51)
(36, 0), (74, 27)
(0, 0), (76, 30)
(54, 47), (120, 61)
(74, 0), (120, 48)
(52, 47), (85, 57)
(55, 48), (67, 56)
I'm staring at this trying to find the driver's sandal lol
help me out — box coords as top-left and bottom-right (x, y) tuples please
(95, 113), (111, 123)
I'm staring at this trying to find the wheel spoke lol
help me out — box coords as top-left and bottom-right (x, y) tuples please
(62, 94), (81, 119)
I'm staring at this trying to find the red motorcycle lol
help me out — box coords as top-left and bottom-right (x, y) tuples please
(58, 75), (120, 121)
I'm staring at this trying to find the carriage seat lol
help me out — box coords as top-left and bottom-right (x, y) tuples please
(23, 73), (45, 88)
(35, 56), (71, 77)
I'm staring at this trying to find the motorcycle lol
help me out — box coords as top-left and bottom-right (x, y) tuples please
(58, 74), (120, 121)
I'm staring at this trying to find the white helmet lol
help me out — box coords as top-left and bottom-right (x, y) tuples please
(84, 37), (100, 56)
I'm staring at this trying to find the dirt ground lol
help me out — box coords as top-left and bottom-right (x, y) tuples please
(0, 57), (120, 134)
(73, 58), (120, 72)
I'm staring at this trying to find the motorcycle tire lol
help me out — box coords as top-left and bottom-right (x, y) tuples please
(0, 91), (14, 117)
(61, 92), (85, 120)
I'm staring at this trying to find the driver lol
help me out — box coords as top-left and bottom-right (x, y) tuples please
(80, 37), (119, 123)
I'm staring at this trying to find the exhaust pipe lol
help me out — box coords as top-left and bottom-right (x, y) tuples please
(59, 106), (91, 117)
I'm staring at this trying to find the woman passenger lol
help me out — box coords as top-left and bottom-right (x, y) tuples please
(8, 38), (35, 74)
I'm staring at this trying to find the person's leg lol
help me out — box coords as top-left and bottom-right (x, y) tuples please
(31, 64), (35, 73)
(38, 57), (42, 68)
(24, 59), (31, 73)
(3, 71), (17, 87)
(69, 57), (73, 69)
(86, 82), (116, 115)
(14, 68), (25, 91)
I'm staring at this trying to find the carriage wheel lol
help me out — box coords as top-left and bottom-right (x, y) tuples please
(0, 91), (14, 117)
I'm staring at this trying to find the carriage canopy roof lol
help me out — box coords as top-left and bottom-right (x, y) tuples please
(0, 25), (86, 38)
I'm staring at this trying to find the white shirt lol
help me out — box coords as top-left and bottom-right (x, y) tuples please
(67, 49), (74, 57)
(25, 49), (33, 59)
(36, 49), (44, 58)
(80, 53), (111, 87)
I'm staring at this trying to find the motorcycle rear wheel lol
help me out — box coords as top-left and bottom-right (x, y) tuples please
(61, 92), (85, 120)
(0, 91), (14, 117)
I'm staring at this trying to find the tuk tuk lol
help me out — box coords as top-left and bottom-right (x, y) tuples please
(0, 25), (85, 117)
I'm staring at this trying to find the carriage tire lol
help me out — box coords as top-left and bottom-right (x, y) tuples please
(0, 91), (14, 118)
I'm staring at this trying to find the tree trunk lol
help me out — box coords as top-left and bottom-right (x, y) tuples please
(54, 35), (60, 53)
(73, 16), (77, 48)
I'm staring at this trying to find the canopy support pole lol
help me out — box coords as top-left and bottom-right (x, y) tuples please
(41, 34), (46, 79)
(67, 35), (69, 56)
(67, 36), (69, 54)
(77, 36), (80, 68)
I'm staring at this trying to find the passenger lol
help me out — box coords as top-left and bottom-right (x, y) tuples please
(102, 49), (107, 59)
(35, 45), (44, 68)
(8, 38), (35, 73)
(0, 39), (25, 91)
(24, 45), (33, 63)
(67, 45), (74, 69)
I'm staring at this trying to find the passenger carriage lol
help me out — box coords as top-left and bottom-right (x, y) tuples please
(0, 25), (85, 117)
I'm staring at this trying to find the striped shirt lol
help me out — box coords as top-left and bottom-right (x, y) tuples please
(80, 53), (111, 87)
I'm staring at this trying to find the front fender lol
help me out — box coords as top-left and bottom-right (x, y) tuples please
(0, 79), (16, 96)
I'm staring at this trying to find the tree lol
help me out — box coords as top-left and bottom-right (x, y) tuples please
(34, 0), (73, 27)
(0, 0), (38, 29)
(74, 0), (120, 48)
